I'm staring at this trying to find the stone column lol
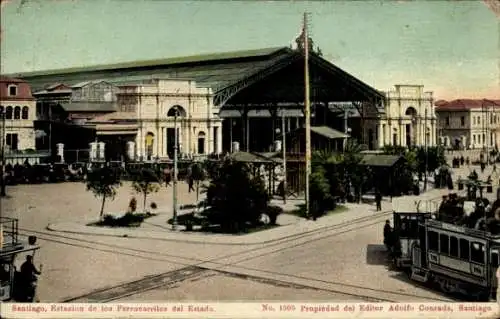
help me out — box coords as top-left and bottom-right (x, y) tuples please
(98, 142), (105, 160)
(400, 123), (405, 146)
(127, 141), (135, 161)
(56, 143), (64, 163)
(136, 131), (144, 160)
(377, 123), (383, 149)
(217, 125), (223, 154)
(89, 142), (97, 162)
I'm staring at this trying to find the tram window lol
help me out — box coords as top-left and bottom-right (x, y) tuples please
(0, 263), (10, 284)
(409, 219), (419, 236)
(491, 249), (499, 268)
(440, 234), (449, 254)
(459, 239), (470, 260)
(471, 242), (485, 264)
(400, 217), (409, 237)
(428, 231), (439, 251)
(449, 236), (459, 257)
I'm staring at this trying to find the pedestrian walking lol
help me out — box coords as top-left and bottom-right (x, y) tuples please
(164, 167), (171, 187)
(188, 176), (194, 193)
(375, 191), (382, 211)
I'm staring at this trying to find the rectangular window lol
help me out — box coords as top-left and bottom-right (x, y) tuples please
(461, 116), (465, 126)
(440, 234), (449, 254)
(8, 85), (17, 96)
(446, 117), (450, 126)
(491, 249), (499, 268)
(471, 242), (485, 264)
(478, 116), (481, 125)
(428, 231), (439, 251)
(473, 135), (476, 144)
(450, 236), (459, 257)
(473, 117), (476, 125)
(459, 238), (470, 259)
(6, 133), (18, 151)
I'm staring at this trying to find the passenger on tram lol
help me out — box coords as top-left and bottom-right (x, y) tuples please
(383, 220), (392, 250)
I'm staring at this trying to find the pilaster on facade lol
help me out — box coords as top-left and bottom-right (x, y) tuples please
(116, 79), (222, 160)
(375, 84), (437, 149)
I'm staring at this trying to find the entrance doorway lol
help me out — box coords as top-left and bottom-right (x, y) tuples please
(197, 132), (206, 154)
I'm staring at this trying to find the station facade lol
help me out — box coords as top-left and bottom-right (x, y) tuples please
(10, 44), (387, 160)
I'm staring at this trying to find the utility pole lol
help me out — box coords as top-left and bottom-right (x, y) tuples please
(424, 108), (428, 191)
(482, 100), (487, 165)
(282, 109), (287, 204)
(172, 107), (179, 230)
(0, 111), (5, 197)
(303, 12), (311, 219)
(343, 107), (348, 152)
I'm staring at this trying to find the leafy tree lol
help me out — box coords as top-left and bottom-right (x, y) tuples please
(341, 140), (367, 202)
(86, 166), (122, 220)
(131, 168), (161, 211)
(204, 159), (269, 232)
(189, 162), (206, 204)
(310, 164), (333, 217)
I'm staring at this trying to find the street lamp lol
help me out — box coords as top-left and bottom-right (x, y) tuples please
(171, 106), (179, 230)
(275, 109), (287, 204)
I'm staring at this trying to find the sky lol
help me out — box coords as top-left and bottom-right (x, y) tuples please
(0, 0), (499, 100)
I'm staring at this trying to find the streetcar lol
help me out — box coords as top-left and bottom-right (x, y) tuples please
(0, 216), (41, 302)
(389, 197), (436, 268)
(409, 218), (499, 301)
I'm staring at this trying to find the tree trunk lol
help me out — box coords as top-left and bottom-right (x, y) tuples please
(100, 196), (106, 220)
(143, 192), (147, 212)
(196, 181), (200, 204)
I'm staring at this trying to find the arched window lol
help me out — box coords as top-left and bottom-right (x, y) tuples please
(197, 132), (206, 154)
(22, 106), (29, 120)
(167, 105), (187, 117)
(5, 106), (13, 119)
(145, 132), (154, 159)
(14, 107), (21, 119)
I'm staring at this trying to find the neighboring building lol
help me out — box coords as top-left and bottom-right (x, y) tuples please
(87, 79), (223, 161)
(33, 80), (117, 124)
(0, 77), (36, 152)
(435, 99), (500, 149)
(373, 84), (437, 148)
(32, 80), (118, 155)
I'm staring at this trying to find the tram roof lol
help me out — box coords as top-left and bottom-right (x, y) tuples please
(392, 196), (437, 214)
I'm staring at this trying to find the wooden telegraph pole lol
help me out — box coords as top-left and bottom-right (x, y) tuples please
(303, 12), (311, 219)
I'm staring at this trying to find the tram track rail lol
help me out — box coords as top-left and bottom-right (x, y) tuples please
(16, 209), (452, 303)
(14, 193), (450, 303)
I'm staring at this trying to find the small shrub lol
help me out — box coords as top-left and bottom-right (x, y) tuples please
(265, 205), (284, 225)
(150, 202), (157, 209)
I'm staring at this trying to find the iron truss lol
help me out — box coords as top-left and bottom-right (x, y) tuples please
(213, 54), (302, 107)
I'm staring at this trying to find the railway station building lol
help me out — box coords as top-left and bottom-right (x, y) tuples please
(9, 41), (386, 160)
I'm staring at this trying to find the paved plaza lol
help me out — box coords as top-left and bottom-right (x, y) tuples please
(0, 162), (497, 303)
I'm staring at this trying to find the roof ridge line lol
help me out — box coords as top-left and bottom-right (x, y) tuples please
(7, 47), (291, 78)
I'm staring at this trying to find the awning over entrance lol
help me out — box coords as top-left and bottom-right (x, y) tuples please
(360, 154), (404, 168)
(95, 123), (138, 136)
